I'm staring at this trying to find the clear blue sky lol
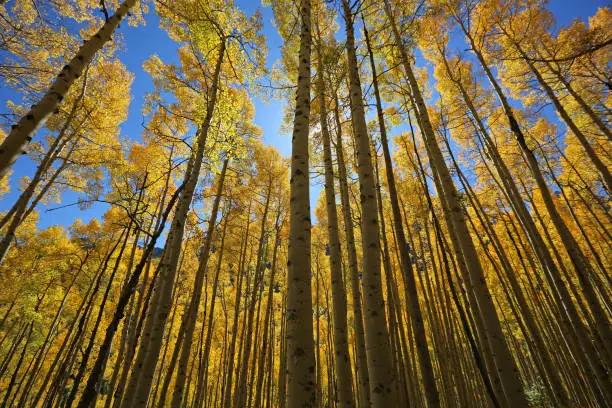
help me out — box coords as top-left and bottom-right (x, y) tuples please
(0, 0), (607, 232)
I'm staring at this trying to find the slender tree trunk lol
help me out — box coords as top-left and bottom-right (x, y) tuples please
(64, 228), (130, 408)
(402, 124), (507, 406)
(363, 18), (439, 408)
(222, 203), (252, 408)
(372, 145), (410, 408)
(194, 202), (231, 407)
(75, 181), (184, 408)
(385, 2), (527, 405)
(315, 28), (355, 408)
(331, 90), (371, 408)
(278, 295), (288, 408)
(443, 128), (572, 406)
(234, 180), (272, 408)
(461, 25), (612, 372)
(504, 33), (612, 192)
(442, 49), (611, 401)
(0, 73), (86, 236)
(543, 57), (612, 142)
(253, 206), (282, 408)
(342, 2), (398, 406)
(171, 157), (229, 408)
(15, 264), (83, 407)
(285, 0), (316, 406)
(28, 254), (95, 407)
(1, 322), (34, 408)
(100, 227), (143, 408)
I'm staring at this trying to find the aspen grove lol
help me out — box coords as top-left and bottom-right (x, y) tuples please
(0, 0), (610, 407)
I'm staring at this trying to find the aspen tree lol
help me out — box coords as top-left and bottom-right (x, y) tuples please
(363, 16), (440, 408)
(2, 2), (612, 407)
(341, 1), (398, 405)
(315, 26), (355, 408)
(253, 204), (284, 408)
(433, 47), (611, 403)
(123, 39), (226, 407)
(170, 157), (229, 408)
(492, 7), (612, 192)
(331, 89), (372, 407)
(284, 0), (317, 405)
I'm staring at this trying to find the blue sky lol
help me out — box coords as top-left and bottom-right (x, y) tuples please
(0, 0), (607, 232)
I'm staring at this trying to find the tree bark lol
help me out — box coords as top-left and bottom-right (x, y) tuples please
(342, 2), (399, 406)
(363, 18), (440, 408)
(75, 181), (184, 408)
(170, 157), (229, 408)
(315, 28), (355, 408)
(123, 38), (226, 408)
(331, 89), (372, 407)
(285, 0), (316, 406)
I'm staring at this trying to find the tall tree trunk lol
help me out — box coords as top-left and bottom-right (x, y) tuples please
(65, 228), (130, 408)
(315, 29), (355, 408)
(75, 180), (184, 408)
(285, 0), (316, 406)
(253, 205), (282, 408)
(15, 263), (82, 407)
(443, 126), (572, 406)
(460, 23), (612, 373)
(441, 49), (611, 401)
(363, 18), (439, 408)
(331, 90), (371, 407)
(0, 72), (86, 236)
(234, 180), (272, 408)
(194, 201), (231, 407)
(504, 32), (612, 192)
(277, 295), (288, 408)
(222, 202), (252, 408)
(401, 124), (508, 406)
(542, 56), (612, 142)
(342, 2), (398, 406)
(170, 157), (229, 408)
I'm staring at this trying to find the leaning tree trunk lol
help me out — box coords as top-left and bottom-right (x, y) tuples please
(504, 33), (612, 193)
(170, 157), (228, 408)
(252, 206), (282, 408)
(462, 28), (612, 372)
(233, 181), (272, 408)
(0, 73), (86, 234)
(440, 50), (611, 402)
(0, 0), (137, 179)
(0, 86), (87, 267)
(383, 1), (528, 406)
(342, 1), (399, 406)
(222, 204), (252, 408)
(193, 202), (231, 407)
(285, 0), (316, 407)
(541, 56), (612, 142)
